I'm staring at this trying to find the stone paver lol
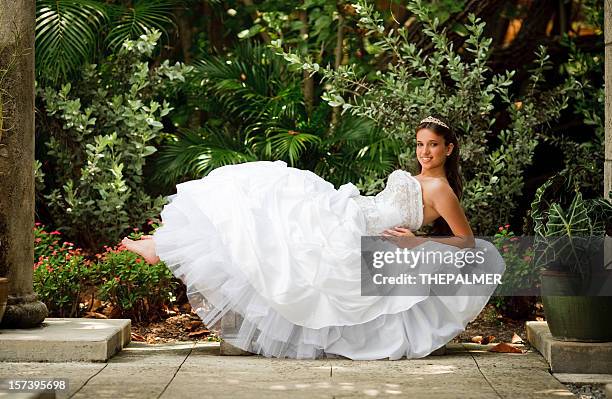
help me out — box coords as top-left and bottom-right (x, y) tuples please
(0, 318), (131, 362)
(0, 342), (575, 398)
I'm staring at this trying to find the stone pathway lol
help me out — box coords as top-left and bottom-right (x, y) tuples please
(0, 342), (575, 398)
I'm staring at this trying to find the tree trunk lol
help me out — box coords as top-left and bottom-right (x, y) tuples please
(330, 10), (345, 129)
(177, 5), (192, 63)
(605, 0), (612, 199)
(299, 9), (314, 115)
(0, 0), (48, 327)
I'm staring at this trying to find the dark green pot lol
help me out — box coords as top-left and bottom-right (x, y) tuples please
(541, 270), (612, 342)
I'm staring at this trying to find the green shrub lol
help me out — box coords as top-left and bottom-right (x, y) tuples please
(33, 224), (92, 317)
(93, 240), (177, 322)
(33, 223), (178, 321)
(38, 29), (192, 250)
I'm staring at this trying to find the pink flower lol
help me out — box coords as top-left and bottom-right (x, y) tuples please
(523, 255), (532, 262)
(50, 231), (61, 235)
(504, 224), (510, 229)
(133, 227), (140, 232)
(34, 238), (42, 243)
(498, 226), (504, 232)
(35, 222), (42, 226)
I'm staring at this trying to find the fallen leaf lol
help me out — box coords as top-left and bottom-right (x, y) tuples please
(131, 332), (146, 342)
(511, 333), (524, 344)
(471, 335), (483, 344)
(84, 311), (108, 319)
(481, 335), (495, 345)
(188, 329), (210, 338)
(188, 321), (203, 331)
(488, 343), (523, 353)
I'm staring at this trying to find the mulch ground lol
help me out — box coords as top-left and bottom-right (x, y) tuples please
(128, 301), (543, 346)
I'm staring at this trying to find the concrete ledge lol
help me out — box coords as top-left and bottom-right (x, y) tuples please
(0, 318), (131, 362)
(526, 321), (612, 373)
(553, 373), (612, 384)
(606, 384), (612, 398)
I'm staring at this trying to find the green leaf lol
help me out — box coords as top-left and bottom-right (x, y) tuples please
(36, 0), (109, 82)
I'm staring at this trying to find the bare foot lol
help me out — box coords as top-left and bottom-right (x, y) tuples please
(121, 237), (160, 264)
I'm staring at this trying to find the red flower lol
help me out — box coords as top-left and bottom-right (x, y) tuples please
(135, 258), (142, 263)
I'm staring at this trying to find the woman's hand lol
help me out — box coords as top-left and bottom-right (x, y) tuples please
(382, 226), (415, 238)
(381, 227), (419, 248)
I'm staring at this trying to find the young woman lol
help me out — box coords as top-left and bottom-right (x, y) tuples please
(123, 116), (504, 360)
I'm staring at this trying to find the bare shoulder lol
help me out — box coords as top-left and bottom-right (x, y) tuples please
(419, 176), (456, 199)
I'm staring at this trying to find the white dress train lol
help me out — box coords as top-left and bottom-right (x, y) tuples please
(153, 160), (505, 360)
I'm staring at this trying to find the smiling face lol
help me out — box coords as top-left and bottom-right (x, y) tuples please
(416, 128), (454, 171)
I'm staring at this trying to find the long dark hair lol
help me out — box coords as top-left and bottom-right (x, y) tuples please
(415, 116), (462, 236)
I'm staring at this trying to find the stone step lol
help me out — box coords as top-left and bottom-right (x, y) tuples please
(0, 318), (131, 362)
(526, 321), (612, 374)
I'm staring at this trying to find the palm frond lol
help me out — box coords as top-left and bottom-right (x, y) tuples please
(153, 127), (255, 188)
(106, 0), (176, 51)
(192, 42), (304, 125)
(36, 0), (109, 82)
(260, 129), (321, 166)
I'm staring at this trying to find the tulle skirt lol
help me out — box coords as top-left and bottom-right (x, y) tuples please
(153, 161), (505, 360)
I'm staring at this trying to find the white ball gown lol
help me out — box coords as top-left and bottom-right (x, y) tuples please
(153, 160), (505, 360)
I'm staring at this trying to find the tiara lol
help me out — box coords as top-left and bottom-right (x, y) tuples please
(420, 116), (449, 129)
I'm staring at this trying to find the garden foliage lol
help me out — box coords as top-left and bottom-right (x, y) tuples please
(38, 30), (192, 249)
(154, 42), (403, 189)
(274, 0), (581, 234)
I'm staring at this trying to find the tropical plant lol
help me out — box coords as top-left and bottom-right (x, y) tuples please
(35, 0), (176, 83)
(273, 0), (581, 234)
(530, 170), (612, 279)
(153, 42), (402, 189)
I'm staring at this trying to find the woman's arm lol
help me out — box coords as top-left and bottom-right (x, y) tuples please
(383, 181), (475, 249)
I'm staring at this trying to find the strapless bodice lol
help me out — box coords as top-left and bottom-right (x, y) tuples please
(350, 170), (423, 235)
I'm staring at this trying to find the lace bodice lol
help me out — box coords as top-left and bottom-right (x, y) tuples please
(351, 170), (424, 235)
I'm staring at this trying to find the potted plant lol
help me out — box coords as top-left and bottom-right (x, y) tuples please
(530, 171), (612, 342)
